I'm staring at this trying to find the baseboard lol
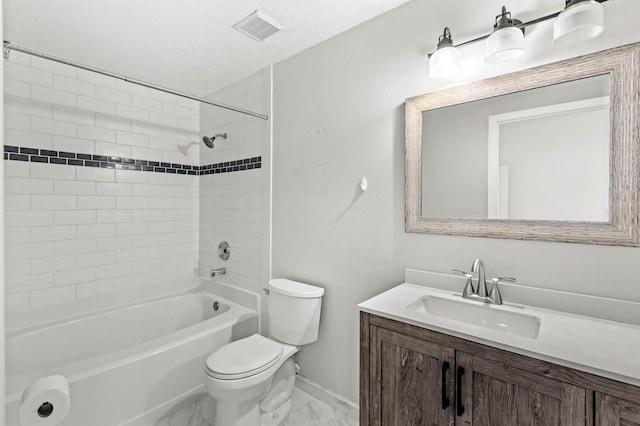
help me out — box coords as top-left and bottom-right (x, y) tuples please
(295, 375), (359, 421)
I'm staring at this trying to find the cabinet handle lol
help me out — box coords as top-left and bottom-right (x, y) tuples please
(456, 366), (465, 416)
(441, 361), (450, 409)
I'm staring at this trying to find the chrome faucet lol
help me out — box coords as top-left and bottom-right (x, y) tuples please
(453, 259), (516, 305)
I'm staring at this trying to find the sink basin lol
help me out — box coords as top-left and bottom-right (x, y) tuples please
(407, 296), (541, 339)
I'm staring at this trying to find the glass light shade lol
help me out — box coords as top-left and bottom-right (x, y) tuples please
(554, 0), (604, 45)
(429, 46), (462, 79)
(485, 27), (525, 64)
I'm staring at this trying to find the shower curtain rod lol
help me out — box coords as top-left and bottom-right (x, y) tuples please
(3, 41), (269, 121)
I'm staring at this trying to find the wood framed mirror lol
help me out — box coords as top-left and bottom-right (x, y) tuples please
(405, 43), (639, 246)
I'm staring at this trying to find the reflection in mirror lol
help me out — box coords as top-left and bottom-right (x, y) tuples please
(421, 75), (611, 222)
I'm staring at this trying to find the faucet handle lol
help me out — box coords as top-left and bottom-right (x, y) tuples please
(453, 269), (475, 296)
(493, 277), (516, 284)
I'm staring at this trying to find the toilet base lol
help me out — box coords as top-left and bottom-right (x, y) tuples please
(260, 399), (292, 426)
(215, 398), (262, 426)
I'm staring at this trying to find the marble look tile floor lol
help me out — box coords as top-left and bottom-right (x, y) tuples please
(154, 386), (358, 426)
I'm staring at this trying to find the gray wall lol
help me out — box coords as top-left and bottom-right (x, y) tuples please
(272, 0), (640, 403)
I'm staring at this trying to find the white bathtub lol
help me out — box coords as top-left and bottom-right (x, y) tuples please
(5, 279), (258, 426)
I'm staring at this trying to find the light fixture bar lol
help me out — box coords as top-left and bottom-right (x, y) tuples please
(427, 0), (608, 55)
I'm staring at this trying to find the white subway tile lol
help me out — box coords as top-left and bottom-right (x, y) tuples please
(97, 182), (132, 196)
(115, 197), (148, 210)
(6, 258), (30, 277)
(54, 239), (97, 255)
(163, 102), (190, 119)
(54, 74), (95, 97)
(95, 141), (131, 157)
(32, 117), (77, 137)
(149, 245), (177, 258)
(6, 293), (30, 312)
(5, 79), (31, 98)
(131, 234), (164, 247)
(31, 56), (77, 78)
(54, 180), (96, 195)
(4, 161), (31, 178)
(77, 124), (116, 143)
(30, 285), (76, 307)
(116, 222), (149, 236)
(6, 227), (30, 244)
(31, 195), (76, 210)
(97, 210), (132, 223)
(54, 267), (96, 286)
(115, 170), (148, 184)
(31, 162), (76, 180)
(76, 279), (115, 298)
(5, 111), (31, 131)
(5, 61), (53, 86)
(6, 178), (53, 194)
(96, 114), (131, 132)
(77, 251), (115, 267)
(77, 95), (116, 115)
(96, 85), (131, 105)
(115, 247), (148, 263)
(54, 210), (97, 225)
(5, 194), (31, 210)
(31, 254), (77, 274)
(77, 69), (116, 88)
(115, 273), (149, 290)
(149, 136), (178, 152)
(149, 268), (177, 284)
(150, 90), (178, 104)
(131, 147), (162, 162)
(31, 225), (77, 242)
(52, 105), (95, 126)
(6, 96), (52, 118)
(133, 210), (163, 222)
(131, 122), (163, 137)
(132, 95), (163, 113)
(5, 129), (53, 149)
(52, 136), (95, 154)
(97, 236), (132, 251)
(6, 273), (54, 294)
(116, 104), (149, 122)
(5, 211), (54, 227)
(76, 167), (115, 183)
(32, 85), (77, 108)
(77, 195), (116, 210)
(6, 241), (54, 259)
(132, 183), (163, 197)
(149, 111), (178, 127)
(116, 131), (149, 147)
(133, 258), (163, 273)
(77, 224), (116, 239)
(116, 80), (149, 96)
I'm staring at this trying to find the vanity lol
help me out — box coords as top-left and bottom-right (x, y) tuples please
(358, 269), (640, 425)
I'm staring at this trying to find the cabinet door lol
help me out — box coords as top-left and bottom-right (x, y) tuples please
(456, 351), (587, 426)
(370, 326), (455, 426)
(596, 393), (640, 425)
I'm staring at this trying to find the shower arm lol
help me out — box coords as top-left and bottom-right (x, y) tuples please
(3, 41), (269, 121)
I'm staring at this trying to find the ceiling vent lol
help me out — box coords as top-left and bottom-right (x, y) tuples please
(233, 10), (283, 41)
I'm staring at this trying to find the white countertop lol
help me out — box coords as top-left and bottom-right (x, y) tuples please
(359, 282), (640, 387)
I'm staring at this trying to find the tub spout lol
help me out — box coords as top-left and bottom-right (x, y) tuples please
(210, 267), (226, 277)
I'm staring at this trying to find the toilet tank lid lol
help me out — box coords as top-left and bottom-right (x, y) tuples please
(268, 279), (324, 298)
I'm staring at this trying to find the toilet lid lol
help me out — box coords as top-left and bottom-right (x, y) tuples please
(205, 334), (283, 380)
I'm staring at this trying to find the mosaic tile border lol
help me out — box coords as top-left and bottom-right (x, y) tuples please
(3, 145), (261, 176)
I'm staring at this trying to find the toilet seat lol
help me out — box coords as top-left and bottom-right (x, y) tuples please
(205, 334), (283, 380)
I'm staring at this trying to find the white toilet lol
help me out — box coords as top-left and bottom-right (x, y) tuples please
(204, 278), (324, 426)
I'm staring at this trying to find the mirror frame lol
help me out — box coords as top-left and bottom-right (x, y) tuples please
(405, 43), (639, 246)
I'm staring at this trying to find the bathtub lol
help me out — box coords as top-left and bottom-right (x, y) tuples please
(5, 279), (258, 426)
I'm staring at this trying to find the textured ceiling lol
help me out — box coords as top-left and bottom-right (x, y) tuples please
(3, 0), (413, 95)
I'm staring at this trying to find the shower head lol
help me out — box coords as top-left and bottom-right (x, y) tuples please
(202, 133), (227, 149)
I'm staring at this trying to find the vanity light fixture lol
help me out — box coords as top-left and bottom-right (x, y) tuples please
(428, 27), (462, 79)
(427, 0), (608, 78)
(485, 6), (525, 64)
(554, 0), (605, 45)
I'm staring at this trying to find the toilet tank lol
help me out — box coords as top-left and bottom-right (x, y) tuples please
(267, 279), (324, 345)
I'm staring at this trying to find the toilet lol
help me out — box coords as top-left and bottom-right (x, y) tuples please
(204, 278), (324, 426)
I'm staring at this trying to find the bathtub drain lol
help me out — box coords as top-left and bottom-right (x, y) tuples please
(38, 401), (54, 418)
(213, 301), (219, 311)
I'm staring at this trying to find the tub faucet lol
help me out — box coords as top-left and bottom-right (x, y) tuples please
(210, 267), (226, 277)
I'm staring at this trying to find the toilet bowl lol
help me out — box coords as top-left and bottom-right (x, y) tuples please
(204, 279), (324, 426)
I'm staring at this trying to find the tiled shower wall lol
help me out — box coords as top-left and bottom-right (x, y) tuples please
(4, 51), (201, 312)
(198, 67), (271, 331)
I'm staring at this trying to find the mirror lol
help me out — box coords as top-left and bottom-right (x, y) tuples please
(405, 43), (639, 246)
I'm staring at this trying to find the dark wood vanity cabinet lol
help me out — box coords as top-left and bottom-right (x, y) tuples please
(361, 312), (640, 426)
